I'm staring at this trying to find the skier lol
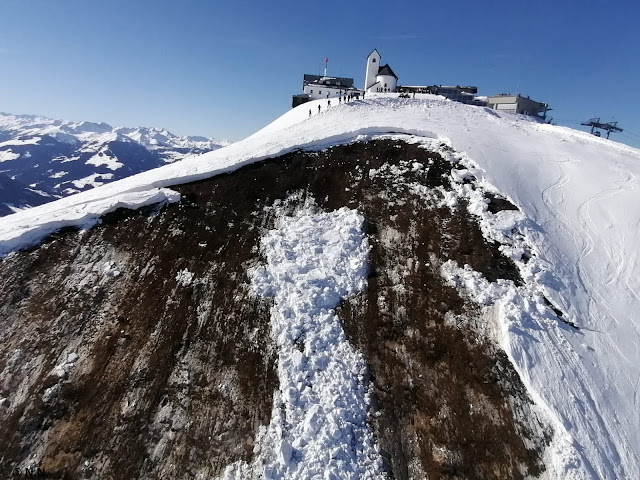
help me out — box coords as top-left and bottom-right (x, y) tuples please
(318, 104), (321, 113)
(328, 99), (331, 107)
(309, 108), (312, 117)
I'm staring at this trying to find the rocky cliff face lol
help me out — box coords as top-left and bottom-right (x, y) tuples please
(0, 140), (552, 479)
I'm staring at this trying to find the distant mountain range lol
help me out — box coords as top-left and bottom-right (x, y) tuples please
(0, 112), (230, 216)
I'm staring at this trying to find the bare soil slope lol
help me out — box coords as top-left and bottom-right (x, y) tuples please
(0, 140), (550, 479)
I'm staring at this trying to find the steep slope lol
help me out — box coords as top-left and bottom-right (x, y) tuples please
(0, 112), (229, 214)
(1, 97), (639, 479)
(0, 140), (550, 479)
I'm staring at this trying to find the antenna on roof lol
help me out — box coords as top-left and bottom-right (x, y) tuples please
(580, 117), (623, 139)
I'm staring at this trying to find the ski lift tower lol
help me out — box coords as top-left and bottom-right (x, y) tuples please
(581, 118), (624, 139)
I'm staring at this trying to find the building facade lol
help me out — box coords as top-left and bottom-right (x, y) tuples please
(292, 74), (360, 107)
(397, 85), (488, 106)
(364, 49), (398, 93)
(487, 94), (549, 118)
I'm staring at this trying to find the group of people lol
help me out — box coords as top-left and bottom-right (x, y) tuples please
(309, 91), (365, 117)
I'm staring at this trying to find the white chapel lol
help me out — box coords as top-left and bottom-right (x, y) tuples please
(364, 49), (398, 93)
(292, 49), (400, 107)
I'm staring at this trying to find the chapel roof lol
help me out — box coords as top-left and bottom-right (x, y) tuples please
(377, 64), (398, 78)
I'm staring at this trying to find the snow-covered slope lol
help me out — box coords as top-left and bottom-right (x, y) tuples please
(0, 112), (230, 214)
(1, 96), (640, 479)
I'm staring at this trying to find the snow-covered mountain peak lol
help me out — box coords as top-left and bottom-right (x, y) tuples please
(0, 112), (230, 150)
(1, 96), (639, 479)
(63, 120), (112, 135)
(0, 111), (230, 214)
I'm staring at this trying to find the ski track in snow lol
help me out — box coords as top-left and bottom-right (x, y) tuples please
(439, 134), (640, 479)
(2, 96), (640, 479)
(221, 204), (385, 480)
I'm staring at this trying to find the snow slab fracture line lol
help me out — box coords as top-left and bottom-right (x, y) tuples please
(236, 206), (386, 480)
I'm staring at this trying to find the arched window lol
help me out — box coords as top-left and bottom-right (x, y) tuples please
(372, 58), (376, 63)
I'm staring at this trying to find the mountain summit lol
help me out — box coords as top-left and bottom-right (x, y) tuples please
(0, 96), (638, 479)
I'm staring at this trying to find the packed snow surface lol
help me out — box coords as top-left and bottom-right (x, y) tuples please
(226, 204), (384, 479)
(1, 96), (640, 479)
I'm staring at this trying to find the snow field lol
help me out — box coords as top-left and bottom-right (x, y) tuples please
(429, 135), (639, 479)
(222, 203), (386, 479)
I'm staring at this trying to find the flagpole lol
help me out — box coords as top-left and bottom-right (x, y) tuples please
(324, 57), (328, 77)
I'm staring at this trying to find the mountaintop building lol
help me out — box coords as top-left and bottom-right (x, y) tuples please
(291, 50), (550, 119)
(398, 85), (487, 107)
(364, 49), (398, 93)
(487, 94), (550, 119)
(292, 72), (361, 108)
(292, 49), (400, 107)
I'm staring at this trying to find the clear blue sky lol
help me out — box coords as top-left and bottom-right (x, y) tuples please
(1, 0), (639, 147)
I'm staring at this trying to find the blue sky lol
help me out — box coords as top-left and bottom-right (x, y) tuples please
(1, 0), (639, 147)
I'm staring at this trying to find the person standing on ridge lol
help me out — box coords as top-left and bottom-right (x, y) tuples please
(318, 104), (321, 114)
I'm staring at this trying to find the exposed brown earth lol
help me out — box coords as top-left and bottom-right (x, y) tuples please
(0, 139), (550, 479)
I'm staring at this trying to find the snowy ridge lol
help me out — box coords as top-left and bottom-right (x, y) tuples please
(440, 260), (586, 478)
(1, 97), (640, 479)
(223, 203), (385, 479)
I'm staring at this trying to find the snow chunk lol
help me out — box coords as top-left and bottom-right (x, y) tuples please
(175, 268), (195, 286)
(224, 203), (385, 479)
(103, 261), (120, 277)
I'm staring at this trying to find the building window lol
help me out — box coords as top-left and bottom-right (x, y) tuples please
(372, 58), (376, 63)
(319, 90), (321, 94)
(310, 90), (313, 94)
